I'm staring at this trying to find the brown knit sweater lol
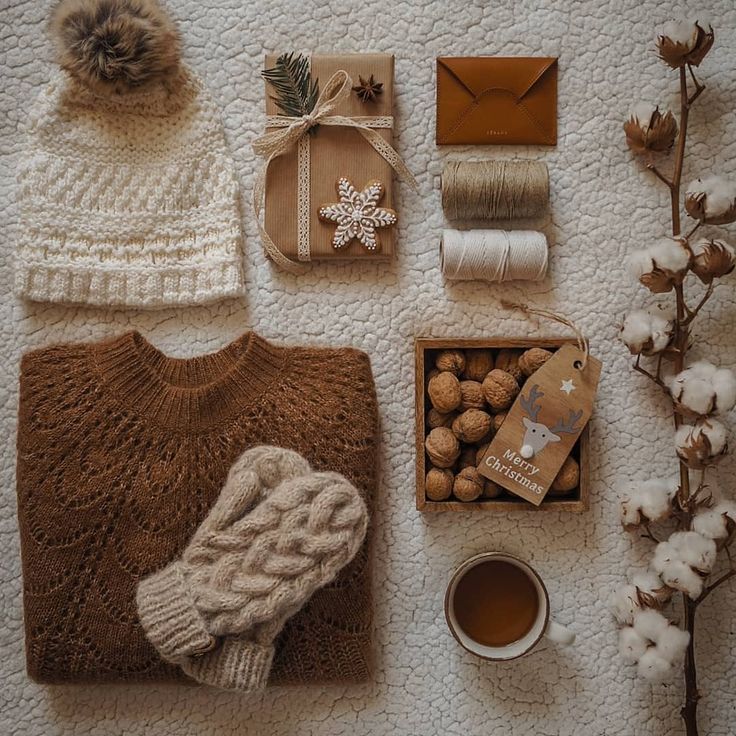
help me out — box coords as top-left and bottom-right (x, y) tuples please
(16, 331), (379, 684)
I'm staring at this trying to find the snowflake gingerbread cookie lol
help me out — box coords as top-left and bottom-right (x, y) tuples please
(318, 177), (397, 252)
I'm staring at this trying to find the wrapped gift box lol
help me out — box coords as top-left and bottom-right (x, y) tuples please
(264, 53), (397, 261)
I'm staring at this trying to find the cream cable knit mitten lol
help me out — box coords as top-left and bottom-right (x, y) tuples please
(136, 446), (368, 691)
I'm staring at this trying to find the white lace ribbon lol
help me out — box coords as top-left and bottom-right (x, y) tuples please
(252, 69), (419, 272)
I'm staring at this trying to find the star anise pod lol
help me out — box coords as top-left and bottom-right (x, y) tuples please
(352, 74), (383, 103)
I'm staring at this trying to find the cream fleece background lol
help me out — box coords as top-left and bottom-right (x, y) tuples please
(2, 1), (735, 734)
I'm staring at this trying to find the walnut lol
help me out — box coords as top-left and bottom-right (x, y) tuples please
(463, 349), (494, 381)
(435, 349), (466, 375)
(425, 466), (453, 501)
(427, 371), (462, 413)
(453, 467), (483, 501)
(452, 409), (492, 443)
(458, 446), (477, 469)
(475, 443), (489, 466)
(425, 427), (460, 468)
(426, 408), (457, 429)
(482, 479), (503, 498)
(492, 412), (508, 433)
(519, 348), (554, 377)
(495, 349), (524, 383)
(549, 456), (580, 495)
(481, 369), (520, 411)
(459, 380), (486, 411)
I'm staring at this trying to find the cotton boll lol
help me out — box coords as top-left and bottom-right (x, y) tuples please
(655, 625), (690, 664)
(669, 531), (717, 574)
(715, 500), (736, 525)
(627, 239), (690, 293)
(651, 542), (705, 599)
(685, 176), (736, 225)
(692, 504), (732, 539)
(672, 379), (715, 415)
(624, 104), (678, 155)
(661, 561), (704, 599)
(657, 21), (714, 69)
(633, 609), (670, 642)
(692, 500), (736, 540)
(632, 570), (672, 604)
(611, 584), (640, 625)
(620, 310), (654, 355)
(675, 418), (729, 469)
(620, 478), (677, 527)
(638, 479), (677, 520)
(689, 176), (736, 217)
(652, 539), (676, 572)
(648, 238), (691, 273)
(620, 495), (644, 527)
(619, 626), (650, 663)
(712, 368), (736, 413)
(632, 570), (667, 594)
(660, 20), (699, 49)
(620, 309), (674, 355)
(629, 102), (658, 128)
(627, 249), (655, 280)
(637, 648), (674, 681)
(674, 361), (736, 414)
(690, 238), (736, 283)
(611, 572), (672, 624)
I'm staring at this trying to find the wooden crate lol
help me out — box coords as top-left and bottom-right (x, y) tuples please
(415, 337), (590, 513)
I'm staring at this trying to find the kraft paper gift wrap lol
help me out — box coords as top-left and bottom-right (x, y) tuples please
(264, 54), (396, 261)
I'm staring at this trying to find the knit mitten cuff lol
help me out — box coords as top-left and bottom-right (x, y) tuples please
(180, 637), (274, 692)
(136, 562), (215, 662)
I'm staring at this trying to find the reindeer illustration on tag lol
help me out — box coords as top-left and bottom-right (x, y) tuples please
(519, 384), (582, 459)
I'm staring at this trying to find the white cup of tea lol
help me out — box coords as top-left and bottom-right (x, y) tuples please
(444, 552), (575, 660)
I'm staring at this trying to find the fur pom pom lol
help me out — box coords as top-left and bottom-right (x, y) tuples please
(50, 0), (181, 94)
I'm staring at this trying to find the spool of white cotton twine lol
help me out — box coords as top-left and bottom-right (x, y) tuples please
(440, 229), (548, 282)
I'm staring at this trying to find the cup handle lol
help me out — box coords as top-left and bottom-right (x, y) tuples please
(545, 619), (575, 646)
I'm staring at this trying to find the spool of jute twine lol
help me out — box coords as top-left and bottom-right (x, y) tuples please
(440, 229), (548, 282)
(441, 160), (549, 220)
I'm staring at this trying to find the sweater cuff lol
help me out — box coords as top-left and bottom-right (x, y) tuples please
(180, 637), (274, 691)
(136, 562), (215, 661)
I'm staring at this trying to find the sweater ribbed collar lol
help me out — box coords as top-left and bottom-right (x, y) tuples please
(93, 331), (285, 430)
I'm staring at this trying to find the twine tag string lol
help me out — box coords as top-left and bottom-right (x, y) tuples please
(501, 300), (590, 370)
(252, 69), (419, 273)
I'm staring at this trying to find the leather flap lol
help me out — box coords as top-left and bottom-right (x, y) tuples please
(437, 56), (557, 100)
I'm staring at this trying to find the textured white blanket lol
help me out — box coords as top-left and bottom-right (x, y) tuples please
(2, 1), (735, 734)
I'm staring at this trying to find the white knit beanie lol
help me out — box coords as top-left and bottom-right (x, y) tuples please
(14, 0), (245, 309)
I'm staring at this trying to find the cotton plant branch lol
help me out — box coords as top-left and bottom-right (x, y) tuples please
(617, 20), (736, 736)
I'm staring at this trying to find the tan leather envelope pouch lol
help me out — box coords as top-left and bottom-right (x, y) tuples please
(436, 57), (557, 145)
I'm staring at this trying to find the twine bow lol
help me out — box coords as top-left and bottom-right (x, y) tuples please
(252, 69), (419, 273)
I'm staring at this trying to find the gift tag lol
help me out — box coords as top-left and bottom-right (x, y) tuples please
(477, 344), (601, 506)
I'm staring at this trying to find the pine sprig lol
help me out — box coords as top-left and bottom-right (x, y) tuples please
(262, 52), (319, 118)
